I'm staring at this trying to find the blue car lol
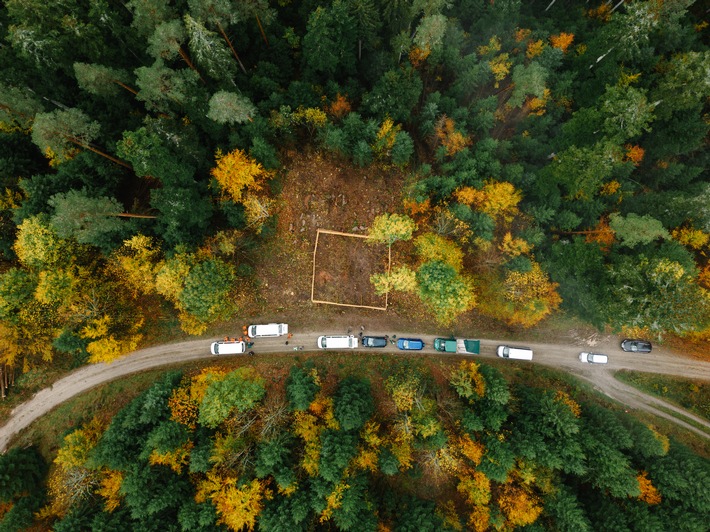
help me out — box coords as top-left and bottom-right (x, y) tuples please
(397, 338), (425, 350)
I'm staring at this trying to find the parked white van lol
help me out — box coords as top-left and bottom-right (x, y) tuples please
(210, 341), (246, 355)
(317, 335), (358, 349)
(496, 345), (533, 360)
(579, 352), (608, 364)
(248, 323), (288, 337)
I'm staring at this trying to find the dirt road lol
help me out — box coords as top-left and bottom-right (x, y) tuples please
(1, 329), (709, 452)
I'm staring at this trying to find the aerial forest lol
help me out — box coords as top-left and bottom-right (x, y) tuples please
(2, 359), (709, 530)
(1, 1), (710, 530)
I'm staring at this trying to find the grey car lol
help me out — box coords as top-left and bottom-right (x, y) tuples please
(362, 336), (387, 348)
(620, 339), (652, 353)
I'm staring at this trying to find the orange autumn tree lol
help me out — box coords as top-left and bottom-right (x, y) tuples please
(435, 116), (471, 156)
(637, 470), (662, 505)
(586, 217), (617, 252)
(409, 45), (431, 67)
(210, 148), (272, 204)
(624, 144), (645, 166)
(497, 483), (543, 527)
(326, 93), (351, 119)
(550, 32), (575, 53)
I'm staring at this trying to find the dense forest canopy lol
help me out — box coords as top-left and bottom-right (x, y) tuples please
(2, 358), (709, 530)
(0, 0), (709, 370)
(1, 2), (710, 531)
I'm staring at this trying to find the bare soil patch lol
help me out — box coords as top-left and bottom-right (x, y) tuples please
(312, 231), (388, 308)
(250, 151), (404, 324)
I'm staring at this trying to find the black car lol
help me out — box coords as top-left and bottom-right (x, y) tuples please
(362, 336), (388, 348)
(620, 339), (652, 353)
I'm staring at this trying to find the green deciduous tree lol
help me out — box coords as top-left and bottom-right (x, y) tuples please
(544, 141), (621, 201)
(604, 256), (710, 337)
(126, 0), (177, 38)
(416, 260), (476, 325)
(134, 60), (201, 113)
(652, 51), (710, 120)
(363, 67), (423, 123)
(31, 109), (100, 165)
(198, 367), (266, 428)
(150, 185), (212, 247)
(178, 258), (236, 325)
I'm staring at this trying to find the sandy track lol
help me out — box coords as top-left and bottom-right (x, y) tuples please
(1, 331), (709, 451)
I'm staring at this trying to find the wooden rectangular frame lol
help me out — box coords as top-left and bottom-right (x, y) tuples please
(311, 228), (390, 310)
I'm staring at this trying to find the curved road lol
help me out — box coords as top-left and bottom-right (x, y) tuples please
(1, 329), (709, 451)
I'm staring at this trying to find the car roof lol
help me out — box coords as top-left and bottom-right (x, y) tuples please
(398, 338), (423, 346)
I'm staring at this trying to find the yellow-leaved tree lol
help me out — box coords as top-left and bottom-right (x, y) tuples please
(211, 148), (272, 204)
(80, 314), (144, 364)
(196, 474), (272, 531)
(415, 233), (465, 272)
(370, 265), (417, 296)
(41, 417), (105, 519)
(672, 226), (709, 250)
(110, 235), (164, 297)
(455, 181), (523, 224)
(497, 483), (543, 527)
(367, 213), (417, 246)
(478, 262), (561, 328)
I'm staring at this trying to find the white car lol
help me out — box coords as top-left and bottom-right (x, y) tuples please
(248, 323), (288, 337)
(496, 345), (533, 360)
(211, 341), (246, 355)
(317, 335), (358, 349)
(579, 352), (608, 364)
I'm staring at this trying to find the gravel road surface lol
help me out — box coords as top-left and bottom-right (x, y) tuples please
(1, 329), (709, 451)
